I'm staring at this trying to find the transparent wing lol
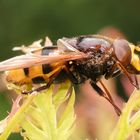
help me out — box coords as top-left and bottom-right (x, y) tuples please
(0, 52), (86, 71)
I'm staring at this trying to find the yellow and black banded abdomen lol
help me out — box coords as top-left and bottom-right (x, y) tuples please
(5, 46), (65, 85)
(5, 63), (65, 85)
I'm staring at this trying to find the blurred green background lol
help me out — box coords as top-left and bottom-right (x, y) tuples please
(0, 0), (140, 139)
(1, 0), (140, 59)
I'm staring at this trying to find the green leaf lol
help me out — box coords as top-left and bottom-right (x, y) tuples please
(109, 89), (140, 140)
(53, 82), (71, 109)
(21, 83), (75, 140)
(0, 94), (36, 140)
(0, 82), (76, 140)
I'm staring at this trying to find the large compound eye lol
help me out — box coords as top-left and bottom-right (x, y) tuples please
(113, 39), (131, 66)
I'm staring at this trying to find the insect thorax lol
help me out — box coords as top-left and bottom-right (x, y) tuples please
(64, 35), (117, 82)
(71, 48), (115, 83)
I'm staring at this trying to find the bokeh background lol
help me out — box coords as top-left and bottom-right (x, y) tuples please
(0, 0), (140, 139)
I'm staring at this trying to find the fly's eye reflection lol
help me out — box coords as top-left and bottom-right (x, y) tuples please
(0, 34), (140, 116)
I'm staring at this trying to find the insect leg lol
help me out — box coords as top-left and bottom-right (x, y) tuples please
(22, 80), (53, 94)
(105, 63), (121, 79)
(90, 80), (121, 116)
(99, 80), (114, 102)
(116, 62), (139, 89)
(134, 75), (139, 89)
(22, 66), (63, 94)
(62, 66), (82, 84)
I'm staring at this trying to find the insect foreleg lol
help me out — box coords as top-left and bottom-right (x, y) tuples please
(105, 63), (121, 79)
(134, 75), (139, 89)
(116, 62), (139, 89)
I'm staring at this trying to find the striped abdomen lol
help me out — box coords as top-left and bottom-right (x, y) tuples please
(5, 46), (65, 85)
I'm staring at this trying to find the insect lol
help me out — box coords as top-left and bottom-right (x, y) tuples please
(0, 35), (140, 115)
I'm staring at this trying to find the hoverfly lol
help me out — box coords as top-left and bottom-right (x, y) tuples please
(0, 35), (140, 116)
